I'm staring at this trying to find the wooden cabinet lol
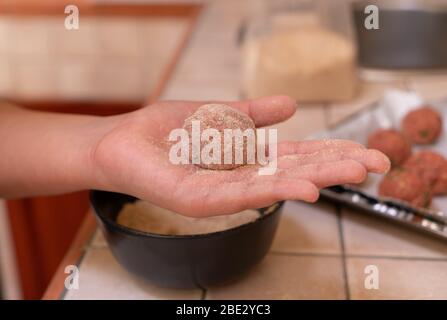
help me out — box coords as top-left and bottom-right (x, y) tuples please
(7, 192), (90, 299)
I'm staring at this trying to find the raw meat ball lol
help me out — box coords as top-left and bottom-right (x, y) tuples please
(433, 164), (447, 195)
(378, 168), (432, 208)
(183, 104), (256, 170)
(367, 129), (411, 166)
(401, 106), (442, 144)
(404, 151), (445, 187)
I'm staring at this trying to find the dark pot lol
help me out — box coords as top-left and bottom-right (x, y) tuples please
(352, 0), (447, 69)
(90, 190), (283, 289)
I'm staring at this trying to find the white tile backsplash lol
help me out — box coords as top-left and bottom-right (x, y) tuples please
(96, 18), (145, 58)
(9, 17), (55, 57)
(55, 58), (98, 100)
(90, 58), (146, 101)
(0, 16), (188, 100)
(15, 61), (58, 99)
(0, 18), (12, 55)
(0, 59), (13, 95)
(53, 18), (101, 57)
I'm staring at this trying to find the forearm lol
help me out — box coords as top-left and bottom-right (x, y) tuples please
(0, 104), (121, 198)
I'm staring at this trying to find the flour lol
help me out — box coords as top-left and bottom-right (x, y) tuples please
(116, 200), (261, 235)
(242, 25), (357, 102)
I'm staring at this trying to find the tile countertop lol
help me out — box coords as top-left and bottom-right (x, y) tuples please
(62, 0), (447, 300)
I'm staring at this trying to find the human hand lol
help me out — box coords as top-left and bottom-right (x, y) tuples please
(90, 96), (390, 217)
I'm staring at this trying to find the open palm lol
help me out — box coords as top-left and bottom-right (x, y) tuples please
(91, 96), (390, 217)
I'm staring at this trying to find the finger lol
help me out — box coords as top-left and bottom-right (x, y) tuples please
(164, 95), (297, 127)
(247, 176), (320, 204)
(277, 139), (365, 156)
(278, 148), (391, 174)
(188, 177), (319, 217)
(277, 159), (368, 188)
(227, 95), (297, 127)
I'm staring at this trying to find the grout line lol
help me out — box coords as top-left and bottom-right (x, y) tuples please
(269, 251), (341, 258)
(269, 250), (447, 262)
(335, 205), (351, 300)
(346, 254), (447, 262)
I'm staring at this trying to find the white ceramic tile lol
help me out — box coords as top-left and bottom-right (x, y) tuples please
(408, 75), (447, 101)
(96, 18), (144, 58)
(15, 61), (58, 99)
(55, 58), (99, 99)
(53, 16), (188, 101)
(159, 10), (241, 101)
(347, 257), (447, 300)
(207, 254), (346, 300)
(91, 58), (146, 101)
(9, 17), (55, 57)
(53, 18), (101, 57)
(0, 18), (12, 55)
(342, 207), (447, 258)
(161, 74), (240, 101)
(141, 18), (187, 59)
(167, 17), (240, 81)
(172, 48), (239, 80)
(193, 17), (242, 44)
(0, 59), (13, 95)
(65, 248), (202, 300)
(203, 0), (249, 26)
(89, 229), (108, 249)
(271, 201), (341, 254)
(56, 57), (148, 101)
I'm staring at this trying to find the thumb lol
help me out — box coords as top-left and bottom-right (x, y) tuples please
(228, 95), (297, 127)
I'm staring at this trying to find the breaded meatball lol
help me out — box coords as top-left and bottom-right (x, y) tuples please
(367, 129), (411, 166)
(433, 164), (447, 195)
(401, 106), (442, 144)
(183, 104), (256, 170)
(378, 168), (432, 208)
(404, 151), (446, 187)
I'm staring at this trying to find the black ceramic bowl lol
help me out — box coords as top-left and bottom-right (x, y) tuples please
(90, 190), (284, 289)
